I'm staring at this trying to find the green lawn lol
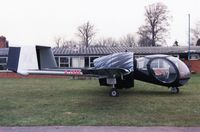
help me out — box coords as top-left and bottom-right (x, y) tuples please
(0, 75), (200, 126)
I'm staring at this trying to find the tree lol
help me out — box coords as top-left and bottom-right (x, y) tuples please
(119, 34), (137, 47)
(54, 37), (62, 48)
(62, 40), (79, 48)
(0, 36), (9, 48)
(191, 21), (200, 46)
(138, 2), (170, 46)
(95, 37), (118, 47)
(77, 21), (96, 47)
(196, 39), (200, 46)
(173, 40), (179, 46)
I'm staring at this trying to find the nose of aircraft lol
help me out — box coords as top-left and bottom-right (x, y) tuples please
(168, 56), (191, 86)
(177, 61), (191, 86)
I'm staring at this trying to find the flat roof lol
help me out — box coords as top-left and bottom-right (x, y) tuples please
(52, 46), (200, 56)
(1, 46), (200, 56)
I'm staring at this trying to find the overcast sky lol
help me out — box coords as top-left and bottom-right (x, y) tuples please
(0, 0), (199, 47)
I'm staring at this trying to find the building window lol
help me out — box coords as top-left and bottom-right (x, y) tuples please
(85, 57), (89, 68)
(172, 54), (179, 58)
(0, 57), (7, 70)
(72, 57), (84, 68)
(55, 56), (59, 66)
(90, 56), (99, 67)
(190, 54), (200, 60)
(60, 56), (70, 68)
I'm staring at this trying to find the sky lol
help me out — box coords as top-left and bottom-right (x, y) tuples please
(0, 0), (199, 47)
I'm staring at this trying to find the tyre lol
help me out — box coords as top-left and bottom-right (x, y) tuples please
(109, 89), (119, 97)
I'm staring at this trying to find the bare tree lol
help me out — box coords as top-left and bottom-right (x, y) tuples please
(95, 37), (118, 47)
(95, 38), (107, 47)
(62, 40), (79, 48)
(54, 36), (62, 47)
(196, 39), (200, 46)
(119, 34), (137, 47)
(173, 40), (179, 46)
(77, 21), (96, 47)
(191, 21), (200, 45)
(138, 2), (170, 46)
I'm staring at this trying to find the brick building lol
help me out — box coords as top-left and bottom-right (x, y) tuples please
(0, 36), (9, 48)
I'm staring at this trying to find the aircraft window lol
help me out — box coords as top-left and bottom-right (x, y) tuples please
(150, 58), (177, 83)
(136, 57), (150, 75)
(168, 57), (190, 79)
(136, 57), (149, 69)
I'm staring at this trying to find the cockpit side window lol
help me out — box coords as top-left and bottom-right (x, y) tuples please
(150, 58), (177, 83)
(137, 57), (149, 69)
(136, 57), (150, 75)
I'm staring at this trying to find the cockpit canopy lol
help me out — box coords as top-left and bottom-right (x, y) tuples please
(136, 55), (190, 84)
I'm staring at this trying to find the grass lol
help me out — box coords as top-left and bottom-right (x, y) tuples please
(0, 74), (200, 126)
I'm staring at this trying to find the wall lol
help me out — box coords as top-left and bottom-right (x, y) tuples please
(184, 60), (200, 73)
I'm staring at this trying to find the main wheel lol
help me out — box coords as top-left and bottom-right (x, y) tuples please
(109, 89), (119, 97)
(171, 87), (179, 94)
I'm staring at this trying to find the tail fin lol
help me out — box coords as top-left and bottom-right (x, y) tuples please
(7, 45), (57, 75)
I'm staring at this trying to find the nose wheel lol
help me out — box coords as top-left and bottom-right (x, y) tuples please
(171, 87), (179, 94)
(109, 83), (119, 97)
(109, 89), (119, 97)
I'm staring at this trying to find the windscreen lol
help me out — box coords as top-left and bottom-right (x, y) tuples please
(168, 57), (190, 79)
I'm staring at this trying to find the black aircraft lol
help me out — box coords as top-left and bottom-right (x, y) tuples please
(7, 46), (191, 97)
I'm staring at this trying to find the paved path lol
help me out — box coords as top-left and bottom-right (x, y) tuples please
(0, 126), (200, 132)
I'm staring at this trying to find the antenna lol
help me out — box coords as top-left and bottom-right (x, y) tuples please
(188, 14), (191, 71)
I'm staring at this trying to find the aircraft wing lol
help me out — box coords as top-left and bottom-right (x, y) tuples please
(82, 68), (130, 78)
(13, 67), (130, 78)
(19, 68), (83, 76)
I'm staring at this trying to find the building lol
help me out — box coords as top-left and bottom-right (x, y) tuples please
(52, 46), (200, 73)
(0, 36), (9, 48)
(0, 48), (9, 70)
(1, 46), (200, 75)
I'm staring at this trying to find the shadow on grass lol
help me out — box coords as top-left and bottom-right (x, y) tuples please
(99, 87), (186, 97)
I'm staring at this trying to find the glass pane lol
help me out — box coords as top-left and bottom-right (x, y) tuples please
(60, 64), (69, 67)
(0, 65), (7, 70)
(168, 57), (190, 79)
(90, 63), (94, 67)
(85, 57), (89, 68)
(90, 57), (98, 62)
(60, 57), (68, 63)
(150, 59), (177, 83)
(55, 57), (59, 66)
(0, 58), (6, 63)
(136, 57), (149, 69)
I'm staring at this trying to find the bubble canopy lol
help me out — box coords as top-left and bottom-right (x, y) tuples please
(136, 55), (190, 84)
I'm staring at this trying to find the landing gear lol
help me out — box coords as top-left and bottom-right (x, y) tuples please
(109, 83), (119, 97)
(109, 89), (119, 97)
(106, 77), (119, 97)
(171, 87), (179, 94)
